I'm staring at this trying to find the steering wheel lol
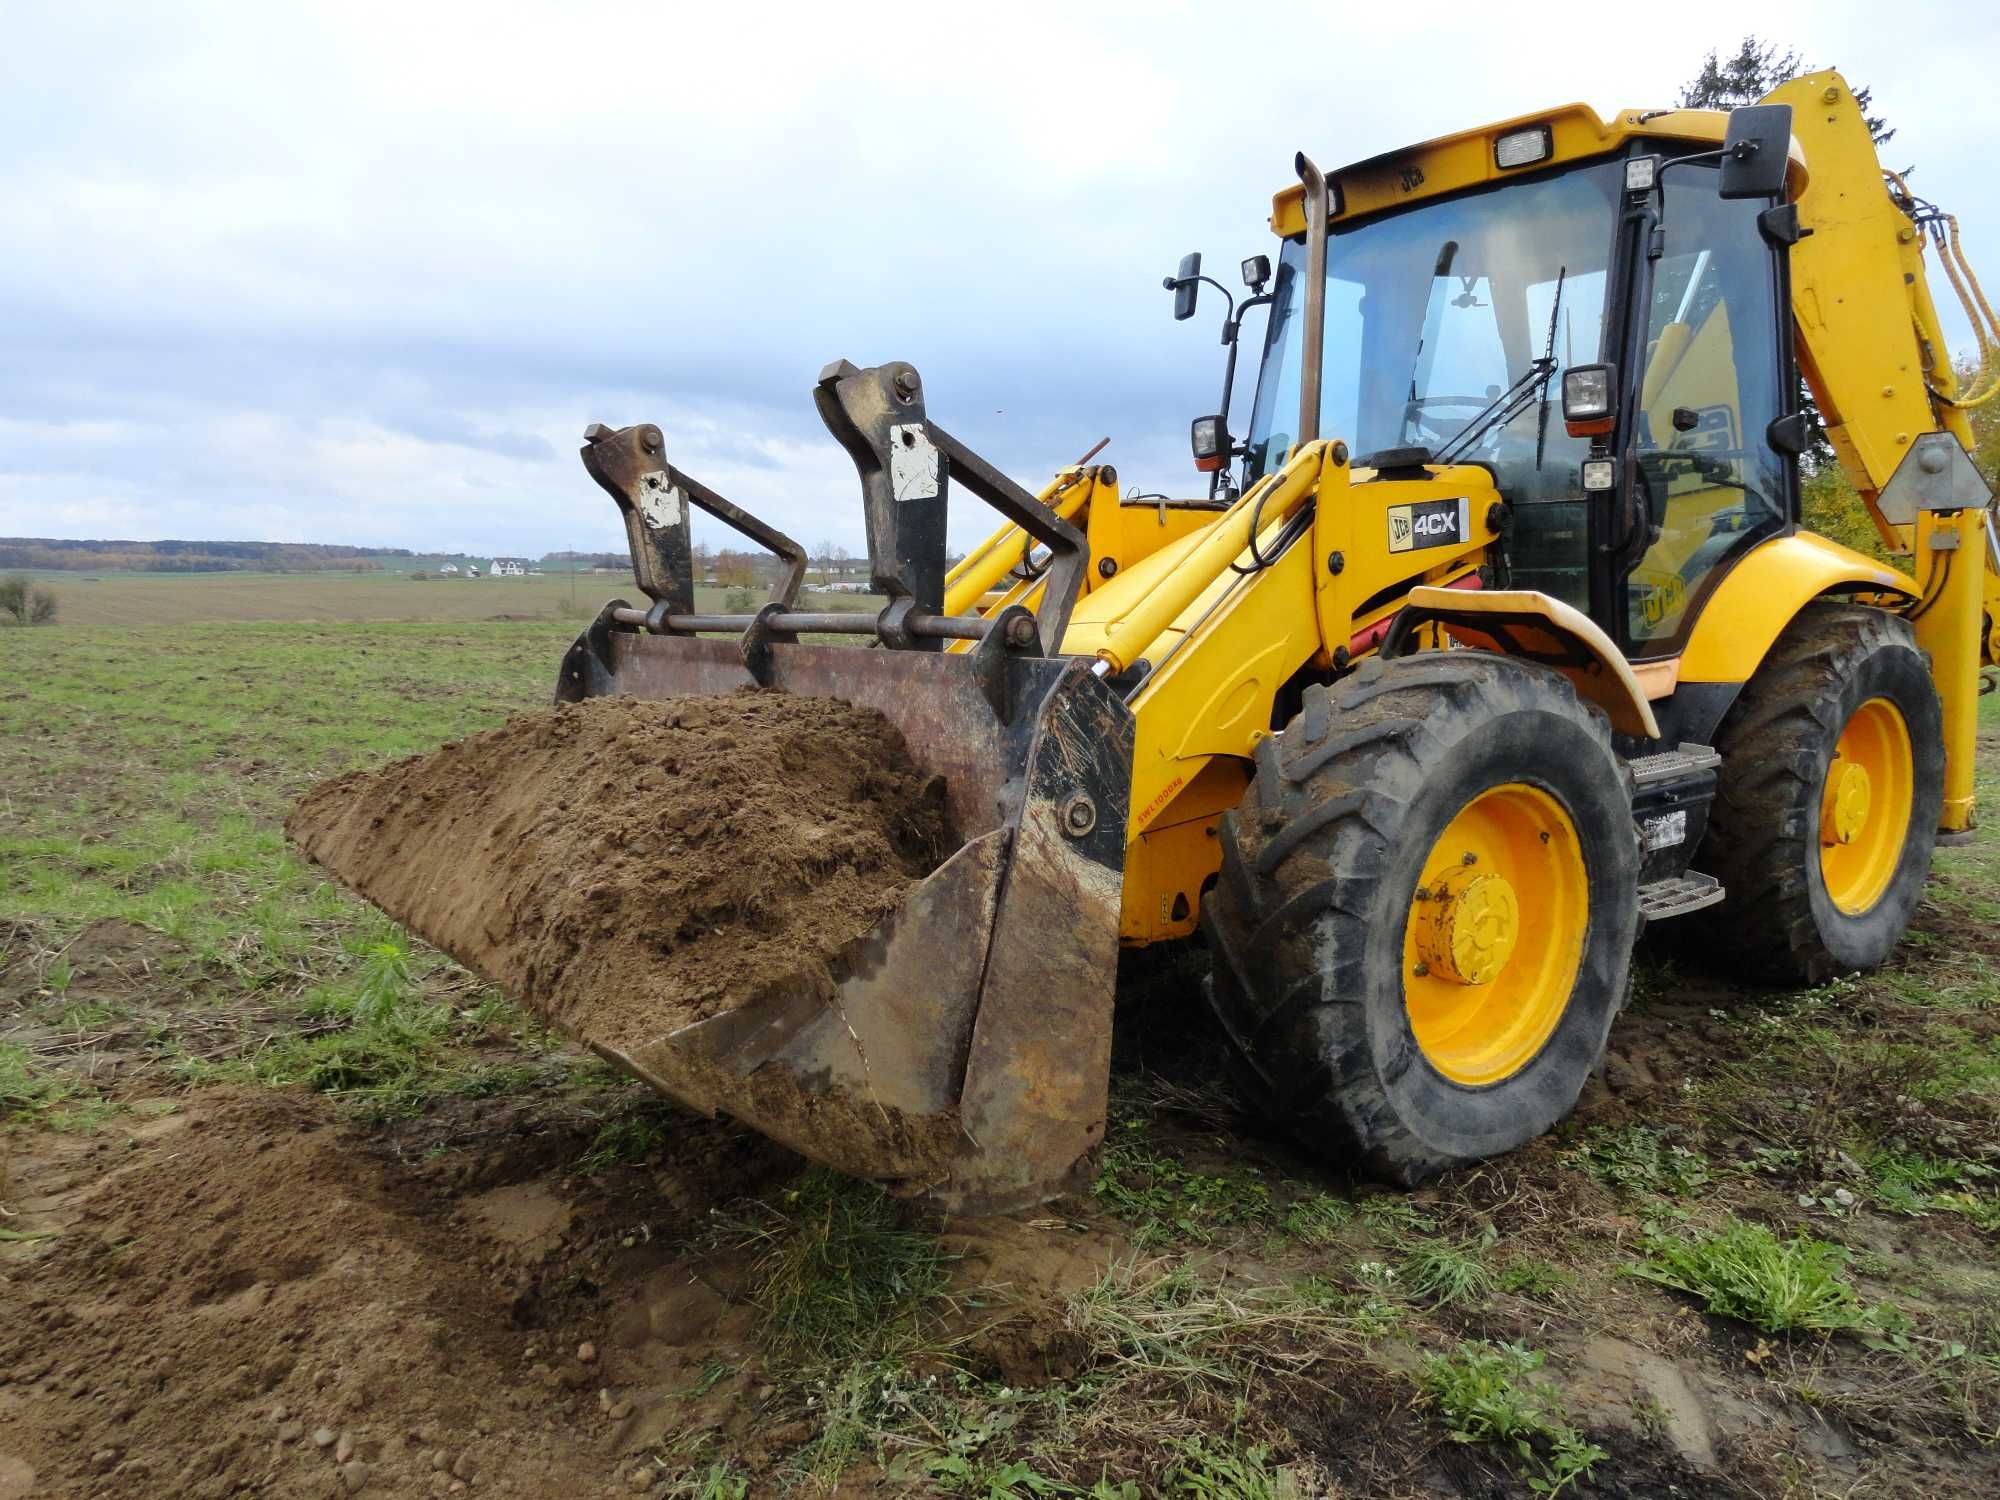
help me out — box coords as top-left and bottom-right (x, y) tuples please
(1402, 395), (1497, 447)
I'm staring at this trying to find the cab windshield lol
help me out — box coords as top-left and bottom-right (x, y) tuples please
(1244, 159), (1622, 505)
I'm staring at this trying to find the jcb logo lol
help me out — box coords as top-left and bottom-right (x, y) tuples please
(1398, 165), (1426, 193)
(1387, 499), (1466, 554)
(1639, 571), (1688, 628)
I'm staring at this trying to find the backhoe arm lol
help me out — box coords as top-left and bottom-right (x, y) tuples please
(1769, 70), (2000, 833)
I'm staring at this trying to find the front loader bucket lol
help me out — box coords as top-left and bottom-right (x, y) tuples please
(559, 620), (1130, 1211)
(290, 361), (1135, 1212)
(293, 609), (1132, 1214)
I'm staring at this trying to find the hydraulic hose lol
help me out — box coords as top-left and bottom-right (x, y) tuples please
(1889, 170), (2000, 409)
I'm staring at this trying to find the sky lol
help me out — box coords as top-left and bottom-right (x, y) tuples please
(2, 1), (1995, 560)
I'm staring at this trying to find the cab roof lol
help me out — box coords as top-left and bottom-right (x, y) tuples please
(1269, 101), (1805, 238)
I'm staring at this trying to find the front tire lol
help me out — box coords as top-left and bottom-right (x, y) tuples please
(1700, 602), (1942, 985)
(1203, 654), (1639, 1184)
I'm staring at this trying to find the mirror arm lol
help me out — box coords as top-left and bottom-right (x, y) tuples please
(1213, 289), (1278, 500)
(1225, 290), (1276, 343)
(1656, 147), (1727, 183)
(1165, 274), (1237, 329)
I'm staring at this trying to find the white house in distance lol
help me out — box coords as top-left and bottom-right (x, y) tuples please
(437, 562), (460, 576)
(489, 558), (528, 578)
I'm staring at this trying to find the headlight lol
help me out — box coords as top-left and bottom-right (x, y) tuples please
(1561, 364), (1617, 438)
(1190, 415), (1228, 472)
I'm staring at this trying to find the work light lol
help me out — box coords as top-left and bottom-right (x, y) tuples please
(1494, 127), (1552, 169)
(1624, 155), (1659, 193)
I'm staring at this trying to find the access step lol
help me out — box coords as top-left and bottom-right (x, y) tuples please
(1627, 743), (1723, 786)
(1637, 871), (1726, 921)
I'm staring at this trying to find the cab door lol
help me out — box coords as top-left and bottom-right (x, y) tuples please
(1620, 162), (1792, 654)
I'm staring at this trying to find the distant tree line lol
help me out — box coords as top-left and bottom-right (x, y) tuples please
(0, 538), (412, 573)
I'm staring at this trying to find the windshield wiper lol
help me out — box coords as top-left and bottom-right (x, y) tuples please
(1533, 267), (1566, 470)
(1431, 356), (1555, 466)
(1431, 267), (1567, 469)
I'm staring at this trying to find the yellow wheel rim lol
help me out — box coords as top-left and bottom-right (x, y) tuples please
(1819, 697), (1913, 916)
(1402, 784), (1588, 1087)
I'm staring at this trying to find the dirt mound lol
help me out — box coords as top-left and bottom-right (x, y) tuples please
(285, 692), (949, 1053)
(0, 1087), (793, 1498)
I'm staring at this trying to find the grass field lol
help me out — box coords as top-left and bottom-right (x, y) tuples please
(3, 576), (1999, 1497)
(8, 569), (878, 628)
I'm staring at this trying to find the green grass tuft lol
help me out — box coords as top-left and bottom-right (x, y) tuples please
(1563, 1124), (1711, 1198)
(0, 1040), (71, 1119)
(577, 1100), (681, 1173)
(1401, 1229), (1499, 1309)
(1634, 1218), (1891, 1333)
(1090, 1141), (1274, 1246)
(653, 1460), (749, 1500)
(721, 1169), (950, 1369)
(1419, 1341), (1607, 1497)
(1160, 1436), (1305, 1498)
(1276, 1192), (1352, 1246)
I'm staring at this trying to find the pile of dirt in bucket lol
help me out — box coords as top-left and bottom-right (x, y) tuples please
(285, 692), (950, 1054)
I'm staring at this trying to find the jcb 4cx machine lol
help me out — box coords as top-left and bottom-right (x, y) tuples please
(321, 73), (2000, 1211)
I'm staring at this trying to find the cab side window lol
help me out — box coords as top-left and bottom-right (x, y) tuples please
(1625, 169), (1788, 649)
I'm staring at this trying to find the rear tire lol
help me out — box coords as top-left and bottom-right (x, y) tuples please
(1202, 654), (1639, 1184)
(1699, 602), (1942, 985)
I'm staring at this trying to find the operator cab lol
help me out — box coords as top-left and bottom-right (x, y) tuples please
(1178, 103), (1801, 661)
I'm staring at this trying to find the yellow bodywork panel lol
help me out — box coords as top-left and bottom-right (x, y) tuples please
(1123, 758), (1248, 943)
(1305, 461), (1497, 677)
(1086, 494), (1220, 586)
(1269, 103), (1799, 240)
(1677, 532), (1917, 684)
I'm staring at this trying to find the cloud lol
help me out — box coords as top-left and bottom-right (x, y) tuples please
(2, 0), (1995, 559)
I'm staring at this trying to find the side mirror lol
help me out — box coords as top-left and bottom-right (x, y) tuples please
(1561, 363), (1616, 438)
(1719, 104), (1792, 200)
(1191, 414), (1228, 473)
(1169, 252), (1201, 321)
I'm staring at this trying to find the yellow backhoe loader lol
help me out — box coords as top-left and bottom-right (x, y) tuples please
(294, 71), (2000, 1211)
